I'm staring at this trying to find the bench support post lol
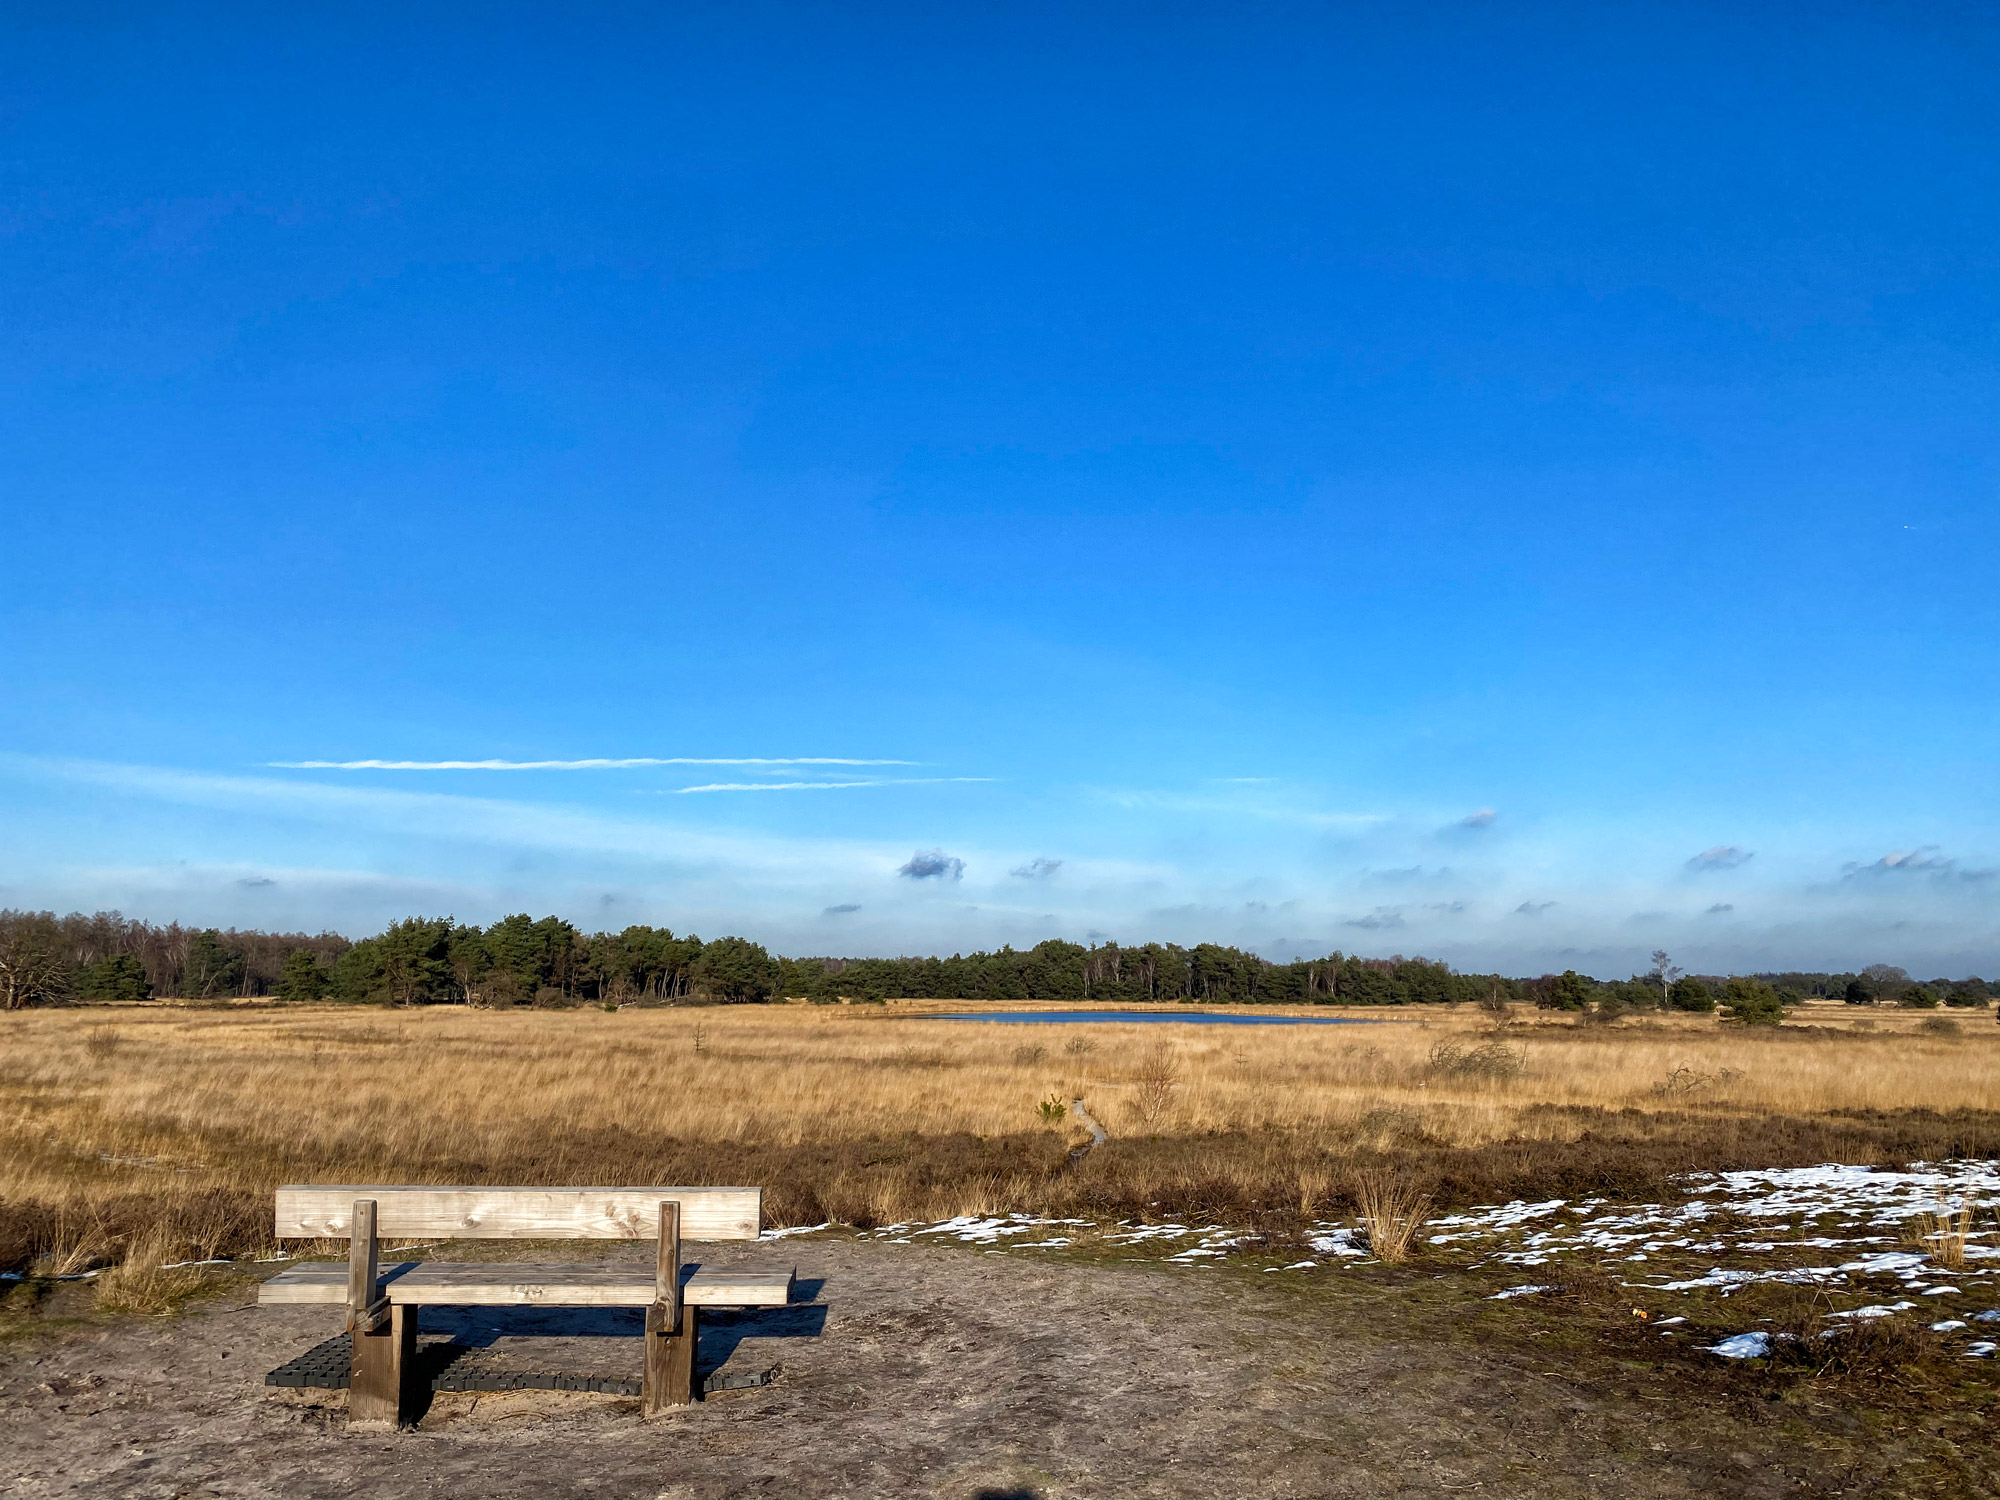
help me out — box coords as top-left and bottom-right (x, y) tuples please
(345, 1198), (378, 1331)
(643, 1300), (697, 1414)
(350, 1302), (418, 1429)
(643, 1199), (697, 1414)
(344, 1198), (417, 1429)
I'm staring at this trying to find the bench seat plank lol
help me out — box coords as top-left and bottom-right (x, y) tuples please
(258, 1262), (794, 1308)
(258, 1262), (419, 1304)
(274, 1185), (761, 1242)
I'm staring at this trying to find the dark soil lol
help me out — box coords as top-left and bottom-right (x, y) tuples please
(3, 1237), (1996, 1500)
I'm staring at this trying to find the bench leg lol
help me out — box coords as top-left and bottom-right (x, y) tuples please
(642, 1301), (698, 1415)
(350, 1303), (418, 1429)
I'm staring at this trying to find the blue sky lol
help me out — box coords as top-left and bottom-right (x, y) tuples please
(3, 3), (1996, 976)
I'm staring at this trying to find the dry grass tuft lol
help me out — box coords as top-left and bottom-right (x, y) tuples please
(92, 1225), (209, 1315)
(1295, 1166), (1333, 1218)
(35, 1204), (113, 1278)
(1352, 1170), (1435, 1262)
(1901, 1207), (1972, 1270)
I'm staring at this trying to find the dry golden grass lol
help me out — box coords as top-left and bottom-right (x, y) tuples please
(0, 999), (1995, 1267)
(1351, 1170), (1434, 1262)
(91, 1223), (210, 1315)
(1900, 1207), (1974, 1271)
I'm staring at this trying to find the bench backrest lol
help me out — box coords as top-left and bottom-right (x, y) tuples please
(274, 1185), (762, 1242)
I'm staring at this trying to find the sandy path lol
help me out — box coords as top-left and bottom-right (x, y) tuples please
(0, 1238), (1944, 1500)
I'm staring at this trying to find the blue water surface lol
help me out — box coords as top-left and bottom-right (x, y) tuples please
(926, 1010), (1380, 1026)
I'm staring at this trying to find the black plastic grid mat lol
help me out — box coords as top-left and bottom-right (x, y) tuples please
(265, 1333), (774, 1397)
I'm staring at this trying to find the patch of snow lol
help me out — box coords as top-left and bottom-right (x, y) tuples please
(1840, 1252), (1930, 1276)
(1489, 1284), (1553, 1299)
(1827, 1302), (1917, 1320)
(761, 1222), (831, 1240)
(1107, 1224), (1195, 1245)
(1652, 1269), (1761, 1292)
(1705, 1332), (1772, 1359)
(1308, 1230), (1367, 1257)
(917, 1215), (1075, 1244)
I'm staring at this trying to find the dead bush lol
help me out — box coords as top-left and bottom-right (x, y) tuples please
(1652, 1063), (1713, 1098)
(1426, 1040), (1524, 1081)
(1133, 1041), (1182, 1125)
(1766, 1291), (1938, 1383)
(1541, 1257), (1627, 1308)
(1012, 1043), (1047, 1065)
(1358, 1106), (1432, 1145)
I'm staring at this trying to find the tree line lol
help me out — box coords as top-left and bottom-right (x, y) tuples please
(0, 908), (1992, 1016)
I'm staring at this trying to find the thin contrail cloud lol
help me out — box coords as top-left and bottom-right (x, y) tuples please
(669, 778), (993, 794)
(270, 757), (920, 770)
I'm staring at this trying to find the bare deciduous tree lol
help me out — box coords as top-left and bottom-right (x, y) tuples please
(1648, 949), (1683, 1008)
(0, 911), (71, 1010)
(1133, 1040), (1182, 1125)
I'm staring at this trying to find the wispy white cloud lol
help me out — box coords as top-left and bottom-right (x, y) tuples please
(10, 755), (875, 877)
(674, 781), (886, 794)
(668, 777), (992, 794)
(1687, 845), (1754, 871)
(270, 757), (918, 770)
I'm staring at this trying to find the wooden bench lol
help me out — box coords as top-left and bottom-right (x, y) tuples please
(257, 1184), (793, 1428)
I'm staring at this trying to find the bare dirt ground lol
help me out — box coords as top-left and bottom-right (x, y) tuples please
(3, 1236), (1990, 1500)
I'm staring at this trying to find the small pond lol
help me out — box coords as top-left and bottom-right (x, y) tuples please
(924, 1009), (1381, 1026)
